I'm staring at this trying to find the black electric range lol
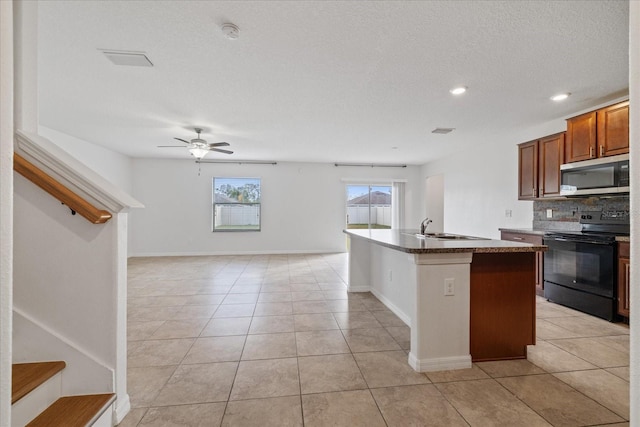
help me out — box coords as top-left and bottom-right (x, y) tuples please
(543, 211), (629, 321)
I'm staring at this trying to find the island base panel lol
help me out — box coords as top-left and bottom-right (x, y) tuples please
(470, 252), (536, 362)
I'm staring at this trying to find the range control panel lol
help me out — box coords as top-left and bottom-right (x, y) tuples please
(580, 210), (629, 221)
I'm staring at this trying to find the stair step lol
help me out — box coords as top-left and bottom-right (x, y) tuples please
(12, 361), (66, 404)
(26, 393), (116, 427)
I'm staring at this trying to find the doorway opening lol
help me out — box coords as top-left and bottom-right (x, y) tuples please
(346, 184), (392, 229)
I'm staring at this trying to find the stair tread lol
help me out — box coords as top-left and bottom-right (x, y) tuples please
(12, 361), (66, 404)
(26, 393), (116, 427)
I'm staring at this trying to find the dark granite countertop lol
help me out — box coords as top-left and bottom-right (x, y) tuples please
(344, 229), (547, 254)
(500, 228), (631, 243)
(498, 228), (547, 236)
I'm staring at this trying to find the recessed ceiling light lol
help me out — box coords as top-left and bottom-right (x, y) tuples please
(101, 50), (153, 67)
(449, 86), (467, 95)
(432, 128), (455, 134)
(551, 93), (571, 102)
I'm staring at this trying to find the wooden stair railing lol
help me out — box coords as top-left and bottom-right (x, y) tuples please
(13, 153), (112, 224)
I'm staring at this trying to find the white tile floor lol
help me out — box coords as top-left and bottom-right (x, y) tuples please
(119, 253), (630, 426)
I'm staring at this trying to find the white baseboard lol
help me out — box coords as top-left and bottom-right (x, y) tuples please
(407, 353), (472, 372)
(370, 288), (411, 326)
(112, 393), (131, 425)
(347, 285), (371, 292)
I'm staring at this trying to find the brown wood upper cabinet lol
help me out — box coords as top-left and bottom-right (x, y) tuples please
(518, 132), (564, 200)
(565, 100), (629, 163)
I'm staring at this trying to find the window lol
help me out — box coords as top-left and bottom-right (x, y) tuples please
(213, 177), (261, 231)
(346, 184), (392, 229)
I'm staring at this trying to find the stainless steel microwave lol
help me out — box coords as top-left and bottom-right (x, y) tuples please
(560, 154), (629, 196)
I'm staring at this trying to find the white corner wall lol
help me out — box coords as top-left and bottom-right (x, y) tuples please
(420, 135), (540, 239)
(38, 125), (133, 194)
(628, 1), (639, 423)
(130, 159), (422, 256)
(0, 1), (13, 424)
(13, 173), (118, 371)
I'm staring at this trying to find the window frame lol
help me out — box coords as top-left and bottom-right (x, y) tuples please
(345, 183), (393, 230)
(212, 177), (262, 232)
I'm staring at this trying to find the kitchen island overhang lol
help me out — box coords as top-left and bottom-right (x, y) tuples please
(344, 229), (547, 372)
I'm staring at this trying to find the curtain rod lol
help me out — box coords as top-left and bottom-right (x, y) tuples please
(196, 160), (278, 165)
(334, 163), (407, 168)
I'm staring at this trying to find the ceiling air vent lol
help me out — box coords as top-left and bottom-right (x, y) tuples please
(101, 50), (153, 67)
(431, 128), (455, 134)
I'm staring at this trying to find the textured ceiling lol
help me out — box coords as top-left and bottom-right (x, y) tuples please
(37, 1), (629, 164)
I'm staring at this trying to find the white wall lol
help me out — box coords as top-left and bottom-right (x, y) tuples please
(13, 173), (118, 370)
(628, 1), (639, 423)
(39, 125), (133, 194)
(130, 159), (422, 256)
(421, 138), (536, 239)
(0, 1), (13, 424)
(425, 174), (444, 233)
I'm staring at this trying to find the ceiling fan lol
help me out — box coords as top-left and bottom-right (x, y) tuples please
(158, 128), (234, 159)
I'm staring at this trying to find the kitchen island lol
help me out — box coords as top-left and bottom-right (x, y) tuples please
(344, 229), (546, 372)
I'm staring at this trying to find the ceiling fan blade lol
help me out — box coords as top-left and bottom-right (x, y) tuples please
(209, 142), (230, 147)
(157, 145), (188, 148)
(210, 148), (234, 155)
(174, 137), (191, 144)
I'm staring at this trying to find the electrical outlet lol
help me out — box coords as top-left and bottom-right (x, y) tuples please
(505, 209), (512, 218)
(546, 209), (553, 219)
(444, 278), (455, 296)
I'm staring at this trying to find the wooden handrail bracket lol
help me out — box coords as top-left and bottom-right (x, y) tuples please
(14, 153), (112, 224)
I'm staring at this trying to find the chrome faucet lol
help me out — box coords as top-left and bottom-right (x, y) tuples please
(420, 218), (432, 235)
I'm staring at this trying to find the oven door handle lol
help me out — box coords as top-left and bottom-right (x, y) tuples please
(546, 237), (613, 245)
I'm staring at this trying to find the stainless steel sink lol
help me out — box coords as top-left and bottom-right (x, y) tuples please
(410, 232), (488, 241)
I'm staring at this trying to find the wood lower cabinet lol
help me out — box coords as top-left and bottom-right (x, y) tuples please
(565, 100), (629, 163)
(617, 241), (630, 318)
(518, 133), (564, 200)
(598, 101), (629, 157)
(501, 231), (544, 296)
(470, 252), (536, 361)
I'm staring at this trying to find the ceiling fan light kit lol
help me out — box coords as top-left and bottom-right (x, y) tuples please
(158, 128), (234, 159)
(189, 147), (210, 159)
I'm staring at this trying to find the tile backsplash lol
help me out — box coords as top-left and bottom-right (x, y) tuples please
(533, 196), (629, 231)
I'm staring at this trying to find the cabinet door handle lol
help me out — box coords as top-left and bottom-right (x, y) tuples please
(625, 264), (630, 310)
(590, 147), (595, 158)
(512, 237), (524, 241)
(600, 145), (604, 157)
